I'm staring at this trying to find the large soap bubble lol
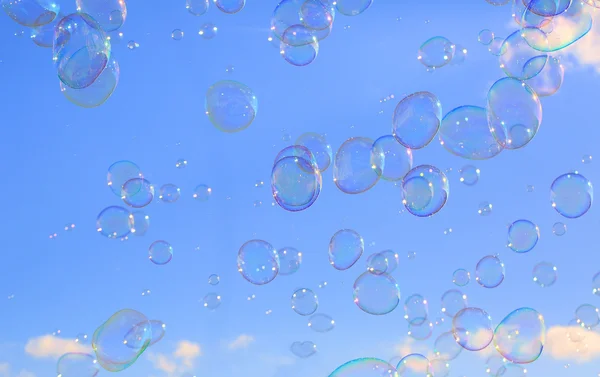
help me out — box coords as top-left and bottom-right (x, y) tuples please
(550, 172), (593, 218)
(494, 307), (546, 364)
(2, 0), (58, 27)
(393, 92), (442, 150)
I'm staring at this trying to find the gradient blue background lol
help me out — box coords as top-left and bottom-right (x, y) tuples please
(0, 0), (599, 376)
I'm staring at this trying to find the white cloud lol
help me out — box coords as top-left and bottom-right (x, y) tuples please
(227, 335), (255, 351)
(545, 326), (600, 362)
(147, 340), (202, 377)
(24, 335), (89, 359)
(555, 7), (600, 72)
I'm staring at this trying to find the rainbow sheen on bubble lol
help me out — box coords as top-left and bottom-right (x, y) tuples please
(402, 165), (449, 217)
(237, 240), (280, 285)
(418, 36), (455, 69)
(205, 80), (258, 133)
(271, 155), (322, 212)
(329, 229), (364, 270)
(121, 178), (154, 208)
(453, 269), (470, 286)
(75, 0), (127, 32)
(296, 132), (333, 172)
(393, 91), (442, 149)
(494, 307), (546, 364)
(280, 25), (320, 66)
(96, 206), (133, 239)
(271, 0), (333, 44)
(30, 11), (62, 47)
(329, 358), (396, 377)
(476, 255), (505, 288)
(508, 219), (539, 253)
(2, 0), (58, 27)
(60, 56), (120, 108)
(308, 313), (336, 332)
(550, 172), (593, 218)
(452, 307), (494, 351)
(334, 137), (383, 194)
(107, 161), (142, 196)
(499, 28), (548, 80)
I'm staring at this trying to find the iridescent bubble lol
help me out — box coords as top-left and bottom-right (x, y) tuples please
(478, 29), (494, 45)
(418, 36), (455, 69)
(552, 222), (566, 236)
(499, 28), (548, 80)
(308, 313), (335, 333)
(148, 240), (173, 265)
(525, 56), (564, 97)
(186, 0), (209, 16)
(56, 353), (99, 377)
(192, 184), (212, 201)
(452, 307), (494, 351)
(434, 331), (463, 361)
(508, 219), (540, 253)
(272, 156), (322, 212)
(494, 307), (546, 364)
(371, 135), (413, 181)
(329, 229), (364, 270)
(2, 0), (58, 27)
(329, 358), (396, 377)
(30, 11), (62, 47)
(488, 36), (506, 56)
(366, 252), (388, 275)
(334, 137), (383, 194)
(550, 172), (593, 218)
(524, 0), (571, 17)
(300, 0), (334, 31)
(148, 320), (166, 346)
(439, 105), (503, 160)
(208, 274), (220, 285)
(199, 22), (218, 39)
(171, 29), (183, 40)
(379, 250), (400, 274)
(335, 0), (372, 16)
(593, 272), (600, 296)
(205, 80), (257, 133)
(276, 247), (302, 275)
(107, 161), (141, 196)
(214, 0), (245, 14)
(353, 272), (401, 315)
(130, 211), (150, 236)
(75, 0), (126, 32)
(396, 354), (431, 377)
(159, 184), (180, 203)
(270, 0), (333, 44)
(453, 269), (470, 286)
(476, 255), (505, 288)
(237, 240), (279, 285)
(402, 165), (449, 217)
(575, 304), (599, 328)
(441, 289), (467, 317)
(408, 320), (433, 341)
(92, 309), (152, 372)
(280, 25), (319, 66)
(478, 201), (493, 216)
(404, 294), (429, 324)
(60, 56), (120, 108)
(532, 262), (557, 287)
(392, 92), (442, 149)
(203, 293), (222, 310)
(290, 341), (317, 358)
(486, 77), (542, 150)
(96, 206), (133, 239)
(296, 132), (333, 172)
(291, 288), (319, 316)
(274, 145), (316, 166)
(459, 165), (479, 186)
(53, 14), (111, 90)
(121, 178), (153, 208)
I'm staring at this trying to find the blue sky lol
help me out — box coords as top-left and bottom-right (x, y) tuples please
(1, 0), (600, 376)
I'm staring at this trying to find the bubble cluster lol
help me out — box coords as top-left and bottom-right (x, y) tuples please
(402, 165), (449, 217)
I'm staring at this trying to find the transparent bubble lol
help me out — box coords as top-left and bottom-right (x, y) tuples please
(396, 354), (431, 377)
(295, 132), (333, 172)
(353, 272), (401, 315)
(276, 247), (302, 275)
(478, 201), (493, 216)
(452, 307), (494, 351)
(450, 44), (467, 65)
(478, 29), (494, 45)
(92, 309), (152, 372)
(159, 184), (181, 203)
(379, 250), (400, 274)
(526, 56), (564, 97)
(30, 11), (62, 47)
(404, 294), (429, 324)
(335, 0), (372, 16)
(329, 358), (396, 377)
(329, 229), (364, 270)
(148, 240), (173, 265)
(205, 80), (257, 133)
(439, 105), (503, 160)
(214, 0), (245, 14)
(334, 137), (383, 194)
(593, 272), (600, 296)
(60, 56), (120, 108)
(494, 307), (546, 363)
(434, 331), (463, 361)
(476, 255), (505, 288)
(186, 0), (209, 16)
(418, 36), (455, 69)
(532, 262), (557, 287)
(107, 161), (142, 197)
(2, 0), (58, 27)
(499, 28), (548, 80)
(300, 0), (334, 31)
(148, 320), (166, 346)
(441, 289), (467, 317)
(208, 274), (220, 285)
(121, 178), (154, 208)
(237, 240), (279, 285)
(290, 341), (317, 358)
(366, 252), (388, 274)
(508, 219), (539, 253)
(308, 313), (335, 333)
(203, 293), (222, 310)
(392, 92), (442, 149)
(96, 206), (133, 239)
(402, 165), (449, 217)
(199, 22), (218, 39)
(408, 320), (433, 341)
(550, 172), (593, 218)
(270, 0), (333, 44)
(272, 156), (322, 212)
(485, 354), (506, 376)
(131, 211), (150, 236)
(75, 0), (126, 32)
(486, 0), (510, 5)
(488, 36), (506, 56)
(175, 158), (187, 169)
(56, 353), (99, 377)
(429, 358), (450, 377)
(459, 165), (480, 186)
(126, 40), (138, 50)
(291, 288), (319, 316)
(170, 28), (184, 40)
(280, 25), (319, 66)
(486, 77), (542, 150)
(497, 364), (527, 377)
(192, 184), (212, 201)
(453, 269), (470, 286)
(371, 135), (413, 181)
(575, 304), (599, 328)
(275, 145), (317, 166)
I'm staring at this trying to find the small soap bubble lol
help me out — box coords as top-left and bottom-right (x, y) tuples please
(171, 29), (184, 40)
(478, 202), (493, 216)
(527, 185), (535, 192)
(203, 293), (222, 310)
(175, 158), (187, 168)
(208, 274), (220, 285)
(127, 40), (139, 50)
(552, 222), (567, 236)
(199, 23), (218, 39)
(225, 65), (235, 74)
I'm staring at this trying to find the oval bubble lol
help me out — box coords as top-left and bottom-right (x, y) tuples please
(275, 145), (317, 167)
(494, 307), (546, 364)
(434, 331), (463, 361)
(295, 132), (333, 172)
(30, 11), (63, 47)
(308, 313), (335, 333)
(60, 56), (120, 108)
(334, 137), (383, 194)
(280, 25), (320, 66)
(404, 294), (429, 325)
(121, 178), (154, 208)
(396, 353), (431, 377)
(186, 0), (209, 16)
(56, 353), (99, 377)
(148, 240), (173, 265)
(107, 161), (142, 197)
(499, 28), (548, 80)
(441, 289), (467, 317)
(2, 0), (58, 27)
(291, 288), (319, 316)
(371, 135), (413, 181)
(532, 262), (557, 287)
(277, 247), (302, 275)
(335, 0), (372, 16)
(329, 229), (364, 270)
(214, 0), (245, 14)
(393, 91), (442, 149)
(75, 0), (127, 32)
(96, 206), (133, 239)
(525, 56), (564, 97)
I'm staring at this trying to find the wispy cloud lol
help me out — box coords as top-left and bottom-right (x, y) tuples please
(147, 340), (203, 377)
(545, 326), (600, 362)
(227, 335), (255, 351)
(24, 335), (89, 359)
